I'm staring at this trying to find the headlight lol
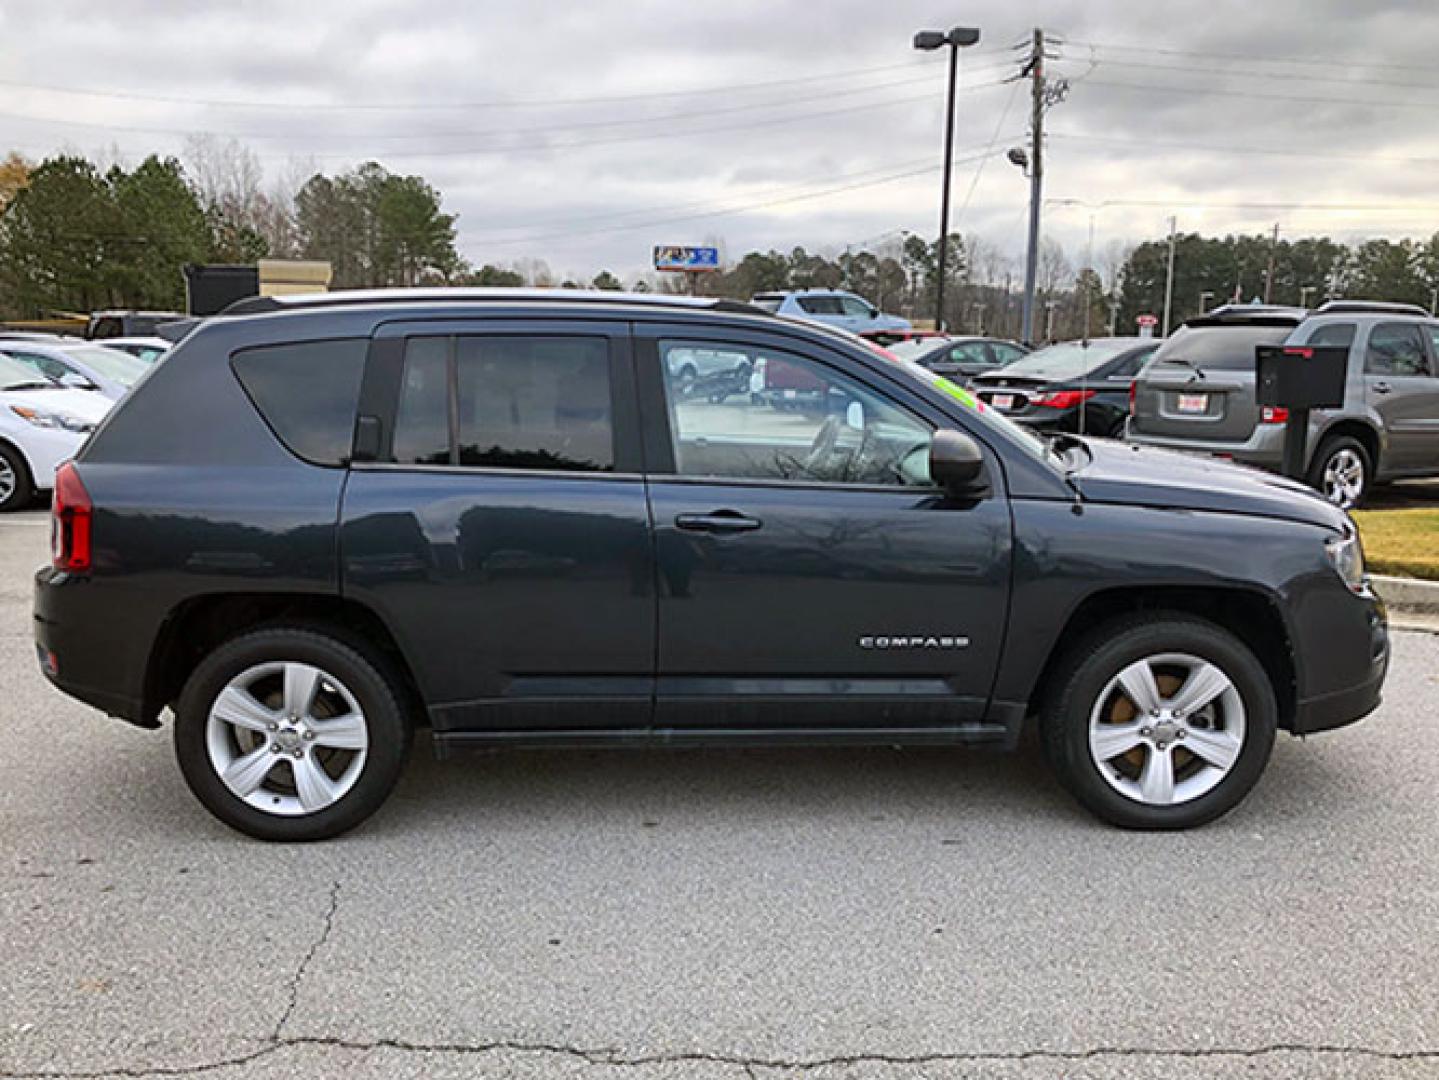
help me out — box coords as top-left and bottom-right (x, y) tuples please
(9, 406), (94, 434)
(1325, 531), (1365, 593)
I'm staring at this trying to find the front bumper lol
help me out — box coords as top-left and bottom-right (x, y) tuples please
(1291, 589), (1389, 735)
(6, 426), (88, 490)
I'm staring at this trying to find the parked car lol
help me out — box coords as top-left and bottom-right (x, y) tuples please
(0, 340), (151, 401)
(35, 289), (1386, 840)
(751, 289), (911, 335)
(86, 310), (185, 341)
(101, 336), (172, 363)
(888, 335), (1030, 383)
(1129, 300), (1439, 508)
(0, 353), (111, 512)
(971, 337), (1158, 438)
(663, 343), (752, 402)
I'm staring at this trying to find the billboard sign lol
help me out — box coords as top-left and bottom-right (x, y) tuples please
(653, 245), (720, 272)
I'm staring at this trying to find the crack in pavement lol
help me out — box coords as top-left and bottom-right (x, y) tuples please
(5, 1037), (1439, 1078)
(272, 880), (340, 1041)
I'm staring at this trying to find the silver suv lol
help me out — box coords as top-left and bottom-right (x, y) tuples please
(1129, 301), (1439, 508)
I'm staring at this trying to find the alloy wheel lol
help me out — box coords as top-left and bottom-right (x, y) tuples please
(205, 661), (369, 816)
(1322, 448), (1366, 509)
(0, 457), (15, 505)
(1087, 652), (1246, 807)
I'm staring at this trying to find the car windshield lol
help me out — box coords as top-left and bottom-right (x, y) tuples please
(63, 345), (150, 386)
(749, 295), (783, 313)
(998, 340), (1138, 379)
(1154, 323), (1296, 372)
(0, 354), (57, 390)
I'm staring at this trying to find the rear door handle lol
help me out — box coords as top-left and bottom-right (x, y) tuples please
(1373, 381), (1393, 394)
(674, 510), (762, 533)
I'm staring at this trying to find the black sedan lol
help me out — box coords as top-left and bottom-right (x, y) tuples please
(887, 335), (1029, 383)
(970, 337), (1158, 438)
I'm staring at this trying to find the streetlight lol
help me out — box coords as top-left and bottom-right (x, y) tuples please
(1199, 290), (1215, 313)
(914, 25), (981, 332)
(1298, 285), (1316, 310)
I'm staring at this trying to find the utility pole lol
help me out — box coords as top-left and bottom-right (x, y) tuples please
(1299, 285), (1316, 309)
(1263, 222), (1280, 304)
(1020, 28), (1046, 345)
(1161, 216), (1177, 335)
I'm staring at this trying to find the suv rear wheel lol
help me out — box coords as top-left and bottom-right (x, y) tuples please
(1041, 614), (1277, 829)
(174, 627), (411, 841)
(1308, 435), (1372, 510)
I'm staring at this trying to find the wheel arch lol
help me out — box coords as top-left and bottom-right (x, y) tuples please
(0, 435), (38, 487)
(1025, 584), (1298, 731)
(1311, 418), (1381, 474)
(143, 591), (426, 729)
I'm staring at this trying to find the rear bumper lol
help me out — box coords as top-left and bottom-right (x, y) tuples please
(1126, 425), (1286, 469)
(33, 567), (153, 727)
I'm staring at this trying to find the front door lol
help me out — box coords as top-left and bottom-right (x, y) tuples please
(1364, 321), (1436, 473)
(635, 325), (1012, 733)
(339, 319), (655, 734)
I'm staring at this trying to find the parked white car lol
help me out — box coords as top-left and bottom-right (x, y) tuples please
(101, 336), (171, 363)
(0, 340), (150, 402)
(0, 355), (112, 512)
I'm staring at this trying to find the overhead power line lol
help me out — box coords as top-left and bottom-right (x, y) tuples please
(1076, 76), (1439, 111)
(1047, 130), (1439, 168)
(1078, 56), (1439, 93)
(0, 49), (1012, 112)
(1066, 38), (1439, 76)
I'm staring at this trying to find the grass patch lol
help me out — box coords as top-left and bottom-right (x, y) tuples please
(1352, 508), (1439, 580)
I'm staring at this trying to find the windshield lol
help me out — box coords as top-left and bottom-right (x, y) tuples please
(749, 295), (783, 313)
(63, 345), (150, 386)
(998, 339), (1138, 379)
(1154, 323), (1295, 372)
(0, 354), (57, 390)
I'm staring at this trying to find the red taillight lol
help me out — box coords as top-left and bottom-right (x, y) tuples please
(1128, 379), (1137, 414)
(1033, 389), (1098, 409)
(1260, 406), (1290, 424)
(51, 462), (92, 572)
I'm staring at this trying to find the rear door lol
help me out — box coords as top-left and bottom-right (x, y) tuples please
(1365, 321), (1439, 472)
(339, 318), (655, 735)
(635, 323), (1012, 735)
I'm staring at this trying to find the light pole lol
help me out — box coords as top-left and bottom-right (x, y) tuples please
(1199, 290), (1215, 313)
(914, 26), (981, 332)
(1299, 285), (1316, 309)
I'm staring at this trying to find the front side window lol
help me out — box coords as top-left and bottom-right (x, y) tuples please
(391, 335), (614, 472)
(658, 339), (932, 487)
(796, 296), (843, 315)
(1365, 322), (1429, 376)
(839, 296), (873, 318)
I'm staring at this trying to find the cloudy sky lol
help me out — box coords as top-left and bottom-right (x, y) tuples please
(2, 0), (1438, 282)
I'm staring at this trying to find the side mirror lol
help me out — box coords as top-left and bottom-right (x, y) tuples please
(869, 308), (879, 319)
(929, 429), (986, 492)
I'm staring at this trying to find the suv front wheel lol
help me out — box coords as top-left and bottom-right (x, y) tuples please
(174, 627), (412, 841)
(1042, 614), (1277, 829)
(1308, 435), (1372, 510)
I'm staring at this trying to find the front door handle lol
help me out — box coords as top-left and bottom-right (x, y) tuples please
(1373, 381), (1393, 394)
(674, 510), (762, 533)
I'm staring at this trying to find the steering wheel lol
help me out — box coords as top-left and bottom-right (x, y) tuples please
(802, 414), (843, 475)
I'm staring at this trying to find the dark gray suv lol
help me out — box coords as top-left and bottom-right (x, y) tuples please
(1130, 301), (1439, 508)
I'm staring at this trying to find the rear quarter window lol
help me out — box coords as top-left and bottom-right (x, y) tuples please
(230, 339), (366, 466)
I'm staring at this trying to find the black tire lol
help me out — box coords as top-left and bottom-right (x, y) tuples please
(0, 442), (35, 513)
(174, 627), (412, 841)
(1040, 613), (1277, 830)
(1306, 435), (1372, 510)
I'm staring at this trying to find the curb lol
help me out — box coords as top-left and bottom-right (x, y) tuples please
(1372, 574), (1439, 616)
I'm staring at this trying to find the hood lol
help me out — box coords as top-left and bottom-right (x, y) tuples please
(0, 387), (114, 424)
(1069, 438), (1349, 531)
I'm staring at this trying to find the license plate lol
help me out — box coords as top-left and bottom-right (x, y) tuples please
(1176, 393), (1209, 414)
(783, 389), (796, 399)
(992, 393), (1015, 409)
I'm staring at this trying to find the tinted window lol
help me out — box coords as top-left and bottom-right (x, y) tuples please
(838, 296), (873, 317)
(1305, 322), (1357, 348)
(89, 317), (123, 340)
(1107, 348), (1156, 378)
(797, 296), (843, 315)
(231, 339), (366, 466)
(948, 342), (991, 364)
(1000, 339), (1140, 379)
(392, 335), (614, 472)
(658, 339), (932, 487)
(1366, 322), (1429, 376)
(1153, 324), (1294, 372)
(750, 296), (784, 313)
(990, 343), (1028, 365)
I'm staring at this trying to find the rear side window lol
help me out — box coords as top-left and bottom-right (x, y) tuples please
(231, 339), (366, 466)
(392, 335), (614, 472)
(1153, 324), (1294, 371)
(797, 296), (843, 315)
(1365, 322), (1430, 376)
(1304, 321), (1357, 348)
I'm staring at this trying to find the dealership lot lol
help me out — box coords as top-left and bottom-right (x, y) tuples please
(2, 508), (1438, 1078)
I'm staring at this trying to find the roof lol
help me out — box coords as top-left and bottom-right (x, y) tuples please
(223, 287), (770, 319)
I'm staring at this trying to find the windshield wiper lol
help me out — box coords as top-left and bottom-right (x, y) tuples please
(2, 381), (58, 391)
(1159, 357), (1206, 381)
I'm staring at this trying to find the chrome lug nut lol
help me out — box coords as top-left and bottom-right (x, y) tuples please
(291, 749), (304, 759)
(303, 730), (315, 740)
(270, 744), (282, 754)
(1155, 741), (1167, 751)
(1140, 727), (1152, 737)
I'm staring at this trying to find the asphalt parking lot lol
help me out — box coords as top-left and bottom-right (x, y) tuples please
(2, 508), (1438, 1079)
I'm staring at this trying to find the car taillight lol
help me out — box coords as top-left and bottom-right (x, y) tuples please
(1033, 389), (1097, 409)
(1260, 406), (1290, 424)
(51, 462), (92, 572)
(1128, 380), (1137, 413)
